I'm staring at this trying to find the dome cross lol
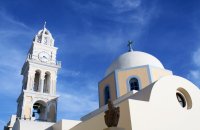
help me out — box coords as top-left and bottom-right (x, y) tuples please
(127, 40), (133, 52)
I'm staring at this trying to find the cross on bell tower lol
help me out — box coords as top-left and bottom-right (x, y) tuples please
(16, 24), (61, 122)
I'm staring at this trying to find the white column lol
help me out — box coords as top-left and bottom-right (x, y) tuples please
(49, 75), (54, 94)
(27, 70), (35, 91)
(40, 73), (45, 93)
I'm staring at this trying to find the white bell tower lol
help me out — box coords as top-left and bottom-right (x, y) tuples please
(16, 23), (61, 122)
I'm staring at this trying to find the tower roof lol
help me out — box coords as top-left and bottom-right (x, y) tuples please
(37, 22), (52, 38)
(33, 22), (55, 46)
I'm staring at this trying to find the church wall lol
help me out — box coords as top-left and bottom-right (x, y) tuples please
(149, 67), (172, 82)
(70, 100), (132, 130)
(128, 75), (200, 130)
(116, 67), (150, 96)
(51, 120), (80, 130)
(99, 72), (117, 107)
(13, 120), (55, 130)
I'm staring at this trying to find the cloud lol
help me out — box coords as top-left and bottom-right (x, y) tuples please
(58, 91), (98, 114)
(0, 119), (6, 129)
(187, 47), (200, 87)
(0, 10), (29, 30)
(0, 10), (35, 129)
(57, 80), (99, 120)
(59, 68), (80, 78)
(63, 0), (159, 57)
(0, 10), (34, 94)
(112, 0), (141, 13)
(192, 48), (200, 67)
(188, 70), (200, 87)
(108, 0), (159, 26)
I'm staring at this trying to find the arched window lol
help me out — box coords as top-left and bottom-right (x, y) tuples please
(129, 78), (139, 91)
(176, 93), (186, 108)
(43, 72), (51, 93)
(104, 86), (110, 105)
(34, 71), (40, 92)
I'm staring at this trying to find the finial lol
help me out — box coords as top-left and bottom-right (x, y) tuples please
(43, 21), (46, 29)
(127, 40), (133, 52)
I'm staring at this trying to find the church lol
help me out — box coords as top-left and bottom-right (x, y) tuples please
(5, 25), (200, 130)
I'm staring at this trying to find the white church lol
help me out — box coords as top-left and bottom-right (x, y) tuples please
(5, 25), (200, 130)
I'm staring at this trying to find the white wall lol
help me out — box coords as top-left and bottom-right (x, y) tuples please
(129, 75), (200, 130)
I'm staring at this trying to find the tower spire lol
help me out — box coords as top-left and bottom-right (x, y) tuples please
(43, 21), (46, 29)
(127, 40), (133, 52)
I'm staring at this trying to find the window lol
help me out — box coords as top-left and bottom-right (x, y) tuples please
(176, 93), (186, 108)
(176, 88), (192, 109)
(104, 86), (110, 105)
(43, 72), (51, 93)
(129, 78), (139, 91)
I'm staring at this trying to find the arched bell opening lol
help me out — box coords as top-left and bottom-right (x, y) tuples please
(32, 100), (47, 121)
(33, 70), (41, 92)
(43, 72), (51, 93)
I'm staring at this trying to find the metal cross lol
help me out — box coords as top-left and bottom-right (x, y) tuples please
(127, 40), (133, 52)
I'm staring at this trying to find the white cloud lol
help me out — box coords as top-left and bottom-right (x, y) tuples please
(0, 119), (5, 125)
(59, 68), (80, 78)
(58, 91), (98, 113)
(112, 0), (141, 12)
(189, 70), (200, 79)
(192, 48), (200, 67)
(188, 70), (200, 87)
(108, 0), (159, 26)
(0, 10), (31, 31)
(66, 0), (159, 56)
(0, 119), (6, 129)
(57, 81), (98, 120)
(187, 47), (200, 87)
(0, 10), (33, 94)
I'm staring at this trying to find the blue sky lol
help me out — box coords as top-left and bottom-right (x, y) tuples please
(0, 0), (200, 129)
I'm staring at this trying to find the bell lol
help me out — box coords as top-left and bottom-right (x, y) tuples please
(37, 109), (41, 114)
(32, 112), (35, 117)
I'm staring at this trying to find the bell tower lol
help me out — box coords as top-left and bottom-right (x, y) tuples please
(16, 23), (61, 122)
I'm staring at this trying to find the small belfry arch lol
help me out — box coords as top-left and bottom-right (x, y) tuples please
(43, 71), (51, 93)
(33, 70), (41, 92)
